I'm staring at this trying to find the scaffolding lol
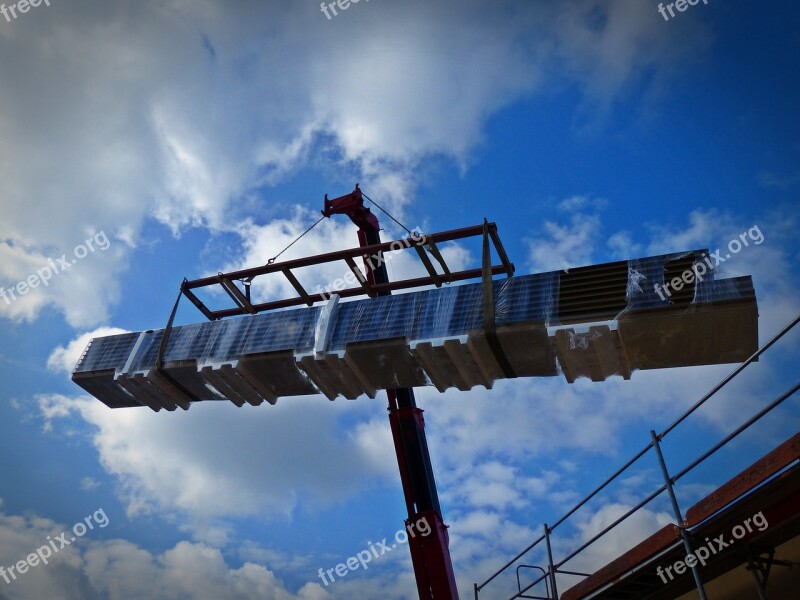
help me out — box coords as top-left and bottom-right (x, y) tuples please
(475, 314), (800, 600)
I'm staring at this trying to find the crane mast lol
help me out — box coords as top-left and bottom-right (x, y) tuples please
(322, 185), (460, 599)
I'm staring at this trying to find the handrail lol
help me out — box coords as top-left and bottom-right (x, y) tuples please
(475, 314), (800, 599)
(671, 380), (800, 483)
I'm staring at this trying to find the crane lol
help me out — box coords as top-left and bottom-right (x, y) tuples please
(72, 184), (759, 600)
(322, 184), (460, 599)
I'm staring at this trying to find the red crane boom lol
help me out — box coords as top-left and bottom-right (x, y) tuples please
(322, 185), (460, 599)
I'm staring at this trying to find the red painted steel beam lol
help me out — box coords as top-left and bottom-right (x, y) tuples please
(321, 184), (380, 232)
(189, 265), (509, 320)
(183, 223), (500, 289)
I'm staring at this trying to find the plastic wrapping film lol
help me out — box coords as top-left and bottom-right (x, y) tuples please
(542, 257), (627, 381)
(693, 253), (717, 304)
(691, 253), (754, 306)
(698, 276), (755, 302)
(615, 250), (757, 375)
(494, 272), (560, 326)
(473, 273), (558, 382)
(72, 250), (758, 409)
(118, 307), (323, 373)
(623, 256), (671, 312)
(74, 272), (563, 377)
(620, 250), (751, 311)
(329, 273), (563, 348)
(328, 283), (482, 347)
(73, 332), (143, 374)
(543, 250), (756, 383)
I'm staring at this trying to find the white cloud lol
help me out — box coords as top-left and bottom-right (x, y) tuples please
(348, 419), (398, 480)
(36, 392), (395, 526)
(80, 478), (101, 492)
(446, 462), (559, 512)
(607, 231), (642, 258)
(38, 394), (79, 433)
(525, 194), (611, 272)
(85, 540), (329, 600)
(559, 503), (673, 576)
(0, 0), (691, 328)
(0, 235), (125, 327)
(0, 503), (326, 600)
(553, 0), (709, 131)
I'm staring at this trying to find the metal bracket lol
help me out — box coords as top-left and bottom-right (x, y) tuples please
(745, 545), (797, 599)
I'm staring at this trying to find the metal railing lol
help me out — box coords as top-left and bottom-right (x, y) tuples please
(474, 314), (800, 600)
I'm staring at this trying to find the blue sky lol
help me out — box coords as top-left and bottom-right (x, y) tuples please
(1, 1), (798, 598)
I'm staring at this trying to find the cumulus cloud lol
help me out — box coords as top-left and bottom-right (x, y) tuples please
(607, 231), (643, 258)
(558, 503), (673, 576)
(0, 503), (327, 600)
(0, 234), (126, 327)
(36, 392), (395, 525)
(553, 0), (709, 131)
(0, 0), (691, 328)
(525, 195), (612, 272)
